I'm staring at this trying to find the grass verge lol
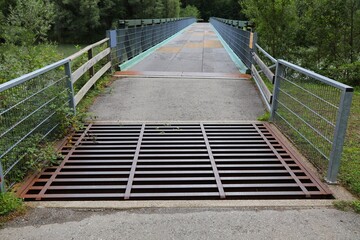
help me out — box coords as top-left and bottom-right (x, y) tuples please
(0, 192), (26, 226)
(257, 111), (270, 121)
(333, 200), (360, 213)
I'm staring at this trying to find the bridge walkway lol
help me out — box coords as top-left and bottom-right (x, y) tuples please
(88, 23), (265, 121)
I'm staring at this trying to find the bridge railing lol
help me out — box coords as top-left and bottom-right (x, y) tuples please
(0, 38), (111, 192)
(271, 60), (353, 183)
(251, 44), (277, 110)
(210, 17), (256, 69)
(212, 17), (354, 182)
(68, 38), (111, 107)
(108, 17), (196, 70)
(0, 17), (198, 192)
(0, 59), (72, 192)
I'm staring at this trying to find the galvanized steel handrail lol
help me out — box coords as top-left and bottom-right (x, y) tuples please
(277, 60), (353, 91)
(271, 59), (353, 183)
(0, 17), (198, 192)
(251, 44), (276, 110)
(255, 44), (277, 64)
(0, 38), (111, 192)
(0, 59), (69, 93)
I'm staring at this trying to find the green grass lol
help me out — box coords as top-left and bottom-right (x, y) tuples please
(0, 192), (23, 216)
(56, 44), (86, 58)
(0, 192), (26, 227)
(257, 111), (270, 121)
(334, 200), (360, 213)
(339, 91), (360, 197)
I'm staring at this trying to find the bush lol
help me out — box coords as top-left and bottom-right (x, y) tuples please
(0, 43), (62, 84)
(0, 192), (23, 216)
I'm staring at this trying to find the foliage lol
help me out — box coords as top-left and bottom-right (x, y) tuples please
(181, 0), (244, 20)
(51, 0), (182, 43)
(257, 111), (270, 121)
(180, 5), (200, 18)
(0, 43), (62, 84)
(0, 192), (23, 216)
(2, 0), (55, 45)
(334, 200), (360, 214)
(240, 0), (298, 57)
(241, 0), (360, 87)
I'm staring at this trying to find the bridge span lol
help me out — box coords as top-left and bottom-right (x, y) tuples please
(89, 23), (264, 122)
(16, 21), (333, 201)
(1, 17), (353, 201)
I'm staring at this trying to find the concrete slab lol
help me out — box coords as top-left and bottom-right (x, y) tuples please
(88, 77), (265, 121)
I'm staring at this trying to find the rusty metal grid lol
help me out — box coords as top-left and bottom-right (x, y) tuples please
(18, 123), (332, 201)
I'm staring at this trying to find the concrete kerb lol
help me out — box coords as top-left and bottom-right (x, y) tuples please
(27, 200), (335, 210)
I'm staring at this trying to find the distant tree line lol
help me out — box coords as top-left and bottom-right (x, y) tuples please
(241, 0), (360, 87)
(1, 0), (244, 44)
(1, 0), (358, 86)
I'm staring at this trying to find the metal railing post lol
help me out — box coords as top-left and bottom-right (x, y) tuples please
(64, 62), (76, 114)
(270, 61), (283, 121)
(326, 89), (353, 183)
(0, 160), (5, 192)
(107, 30), (117, 72)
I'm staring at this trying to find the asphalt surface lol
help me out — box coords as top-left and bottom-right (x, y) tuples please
(89, 23), (265, 121)
(89, 77), (264, 121)
(1, 207), (360, 239)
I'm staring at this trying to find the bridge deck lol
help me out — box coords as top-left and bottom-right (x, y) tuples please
(130, 23), (240, 73)
(89, 23), (265, 121)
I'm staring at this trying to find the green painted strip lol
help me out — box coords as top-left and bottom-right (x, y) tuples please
(210, 25), (248, 74)
(120, 23), (195, 71)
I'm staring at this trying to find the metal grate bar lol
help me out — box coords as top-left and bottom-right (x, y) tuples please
(200, 123), (226, 199)
(35, 124), (93, 200)
(124, 124), (145, 199)
(252, 123), (310, 197)
(18, 122), (332, 201)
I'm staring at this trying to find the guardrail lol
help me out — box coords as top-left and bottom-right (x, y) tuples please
(0, 17), (198, 192)
(211, 17), (353, 182)
(0, 59), (71, 192)
(251, 44), (277, 110)
(0, 38), (111, 192)
(271, 60), (353, 183)
(210, 17), (256, 69)
(109, 17), (196, 70)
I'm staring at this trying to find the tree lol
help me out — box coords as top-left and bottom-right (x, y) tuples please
(180, 4), (200, 18)
(240, 0), (298, 57)
(163, 0), (181, 18)
(52, 0), (101, 43)
(3, 0), (55, 45)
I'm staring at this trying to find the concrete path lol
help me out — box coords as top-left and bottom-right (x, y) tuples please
(130, 23), (240, 73)
(89, 77), (264, 121)
(1, 207), (360, 239)
(89, 23), (265, 121)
